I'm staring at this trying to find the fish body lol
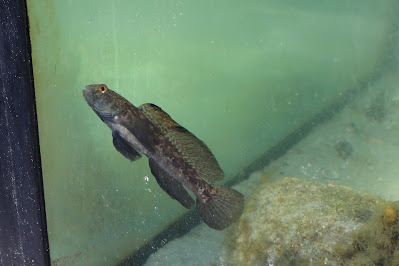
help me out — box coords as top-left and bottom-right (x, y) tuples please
(82, 84), (244, 230)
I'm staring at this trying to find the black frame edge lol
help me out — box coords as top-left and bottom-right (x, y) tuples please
(0, 0), (50, 265)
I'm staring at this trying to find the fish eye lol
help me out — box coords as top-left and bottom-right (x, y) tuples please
(98, 85), (108, 93)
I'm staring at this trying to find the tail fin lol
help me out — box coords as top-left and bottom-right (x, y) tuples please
(196, 185), (245, 230)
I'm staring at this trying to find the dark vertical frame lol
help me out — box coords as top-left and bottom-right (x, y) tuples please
(0, 0), (50, 265)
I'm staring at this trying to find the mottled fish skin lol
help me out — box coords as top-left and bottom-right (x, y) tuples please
(139, 103), (224, 184)
(82, 84), (245, 230)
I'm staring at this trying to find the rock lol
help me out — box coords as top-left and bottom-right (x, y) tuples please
(383, 204), (398, 227)
(345, 202), (399, 265)
(335, 140), (353, 160)
(225, 177), (384, 265)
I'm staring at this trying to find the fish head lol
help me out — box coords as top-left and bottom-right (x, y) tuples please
(82, 84), (130, 122)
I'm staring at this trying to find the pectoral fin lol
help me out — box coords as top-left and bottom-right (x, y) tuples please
(112, 132), (142, 162)
(149, 159), (194, 209)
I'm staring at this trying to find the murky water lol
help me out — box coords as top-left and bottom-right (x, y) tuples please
(26, 0), (398, 265)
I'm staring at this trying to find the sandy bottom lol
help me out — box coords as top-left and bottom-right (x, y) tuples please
(145, 71), (399, 265)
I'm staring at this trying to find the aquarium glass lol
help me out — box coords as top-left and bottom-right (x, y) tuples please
(26, 0), (398, 265)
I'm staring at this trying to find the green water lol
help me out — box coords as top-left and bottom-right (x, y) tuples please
(26, 0), (396, 264)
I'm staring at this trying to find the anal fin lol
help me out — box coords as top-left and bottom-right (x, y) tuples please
(112, 132), (142, 162)
(149, 159), (195, 209)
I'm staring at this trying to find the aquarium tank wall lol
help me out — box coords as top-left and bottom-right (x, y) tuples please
(24, 0), (398, 265)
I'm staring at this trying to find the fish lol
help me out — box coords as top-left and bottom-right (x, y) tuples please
(82, 84), (245, 230)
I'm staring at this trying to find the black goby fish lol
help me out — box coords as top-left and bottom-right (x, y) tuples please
(82, 84), (244, 230)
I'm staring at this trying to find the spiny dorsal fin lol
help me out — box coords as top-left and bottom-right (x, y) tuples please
(149, 159), (194, 209)
(139, 103), (224, 183)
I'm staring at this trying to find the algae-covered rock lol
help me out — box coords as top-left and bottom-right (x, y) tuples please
(344, 202), (399, 265)
(226, 177), (384, 265)
(383, 204), (397, 227)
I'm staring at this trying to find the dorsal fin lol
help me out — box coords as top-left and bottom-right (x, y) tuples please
(139, 103), (224, 183)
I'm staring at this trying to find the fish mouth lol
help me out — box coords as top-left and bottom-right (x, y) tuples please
(82, 87), (93, 106)
(82, 84), (116, 122)
(82, 86), (110, 119)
